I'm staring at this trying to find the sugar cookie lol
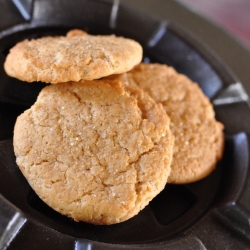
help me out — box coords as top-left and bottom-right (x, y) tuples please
(4, 30), (142, 83)
(110, 63), (224, 184)
(13, 79), (174, 224)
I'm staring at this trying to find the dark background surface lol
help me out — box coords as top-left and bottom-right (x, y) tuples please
(123, 0), (250, 97)
(1, 1), (250, 249)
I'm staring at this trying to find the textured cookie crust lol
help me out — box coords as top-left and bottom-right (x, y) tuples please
(4, 30), (142, 83)
(13, 79), (174, 224)
(112, 63), (224, 184)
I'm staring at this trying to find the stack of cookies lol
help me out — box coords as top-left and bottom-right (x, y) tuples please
(4, 29), (224, 225)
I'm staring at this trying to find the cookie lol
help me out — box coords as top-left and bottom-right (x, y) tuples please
(13, 79), (174, 224)
(4, 29), (142, 84)
(110, 63), (224, 184)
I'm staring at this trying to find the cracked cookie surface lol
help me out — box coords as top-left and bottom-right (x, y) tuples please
(13, 79), (174, 224)
(110, 63), (224, 184)
(4, 29), (142, 83)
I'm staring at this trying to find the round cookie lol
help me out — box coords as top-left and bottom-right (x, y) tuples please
(4, 29), (142, 83)
(110, 63), (224, 184)
(13, 79), (174, 224)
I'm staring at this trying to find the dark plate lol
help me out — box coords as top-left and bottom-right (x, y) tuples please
(1, 0), (250, 249)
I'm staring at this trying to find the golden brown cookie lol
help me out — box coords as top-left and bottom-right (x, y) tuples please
(13, 79), (174, 224)
(110, 63), (224, 184)
(4, 30), (142, 84)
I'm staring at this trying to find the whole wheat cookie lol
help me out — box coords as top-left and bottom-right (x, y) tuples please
(110, 63), (224, 184)
(4, 29), (142, 84)
(13, 79), (174, 224)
